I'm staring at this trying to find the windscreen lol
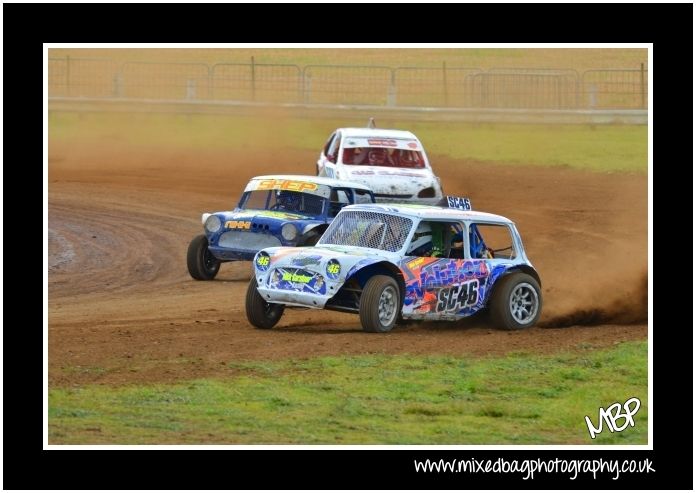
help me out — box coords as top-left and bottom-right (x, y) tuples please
(240, 191), (325, 216)
(319, 210), (413, 252)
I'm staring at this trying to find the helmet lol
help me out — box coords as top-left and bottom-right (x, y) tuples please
(407, 222), (433, 256)
(368, 148), (386, 165)
(275, 190), (301, 210)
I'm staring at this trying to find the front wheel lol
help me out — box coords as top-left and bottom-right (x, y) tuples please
(187, 234), (220, 280)
(245, 278), (285, 329)
(359, 275), (401, 333)
(490, 273), (542, 330)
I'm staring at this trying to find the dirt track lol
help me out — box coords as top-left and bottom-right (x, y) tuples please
(48, 143), (648, 387)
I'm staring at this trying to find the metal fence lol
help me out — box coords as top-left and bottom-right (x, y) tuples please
(48, 57), (648, 110)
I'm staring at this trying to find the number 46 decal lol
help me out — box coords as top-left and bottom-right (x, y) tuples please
(436, 279), (479, 312)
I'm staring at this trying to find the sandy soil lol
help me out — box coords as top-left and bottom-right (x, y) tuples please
(48, 142), (648, 386)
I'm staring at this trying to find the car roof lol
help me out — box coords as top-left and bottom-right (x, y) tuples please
(338, 128), (419, 140)
(340, 203), (514, 224)
(250, 175), (372, 192)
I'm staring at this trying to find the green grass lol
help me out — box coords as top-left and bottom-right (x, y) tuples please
(49, 112), (647, 172)
(49, 340), (648, 444)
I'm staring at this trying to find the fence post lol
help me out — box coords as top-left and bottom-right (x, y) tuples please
(556, 76), (561, 109)
(588, 84), (597, 108)
(66, 55), (71, 97)
(113, 73), (123, 97)
(303, 69), (312, 104)
(207, 65), (213, 101)
(186, 79), (196, 100)
(442, 62), (448, 106)
(640, 63), (645, 109)
(387, 69), (396, 106)
(251, 56), (256, 101)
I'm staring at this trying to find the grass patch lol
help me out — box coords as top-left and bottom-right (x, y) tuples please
(49, 341), (648, 444)
(49, 112), (647, 173)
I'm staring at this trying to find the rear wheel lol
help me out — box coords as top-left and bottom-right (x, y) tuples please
(359, 275), (400, 333)
(490, 273), (542, 330)
(187, 234), (220, 280)
(245, 278), (285, 329)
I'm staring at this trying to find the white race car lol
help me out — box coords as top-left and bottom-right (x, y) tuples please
(316, 122), (444, 204)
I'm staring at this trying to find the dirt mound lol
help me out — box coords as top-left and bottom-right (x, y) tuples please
(48, 141), (648, 386)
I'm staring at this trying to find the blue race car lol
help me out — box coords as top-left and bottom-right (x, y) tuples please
(187, 175), (375, 280)
(246, 198), (542, 332)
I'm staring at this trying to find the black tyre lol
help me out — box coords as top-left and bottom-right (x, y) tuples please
(187, 234), (220, 280)
(490, 272), (542, 330)
(359, 275), (400, 333)
(245, 278), (285, 329)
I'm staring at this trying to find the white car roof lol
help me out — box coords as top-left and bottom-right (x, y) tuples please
(338, 128), (419, 141)
(250, 175), (373, 192)
(341, 203), (514, 224)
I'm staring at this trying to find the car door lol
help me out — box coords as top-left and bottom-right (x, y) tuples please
(463, 221), (522, 313)
(400, 220), (490, 320)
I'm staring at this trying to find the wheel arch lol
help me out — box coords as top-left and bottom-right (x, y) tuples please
(304, 223), (329, 236)
(347, 261), (406, 305)
(507, 265), (541, 287)
(486, 265), (542, 304)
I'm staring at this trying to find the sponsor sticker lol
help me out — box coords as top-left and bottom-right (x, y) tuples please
(367, 139), (398, 147)
(225, 220), (252, 230)
(256, 179), (319, 193)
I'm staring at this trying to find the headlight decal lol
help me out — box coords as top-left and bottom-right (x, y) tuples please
(255, 251), (271, 271)
(326, 259), (341, 280)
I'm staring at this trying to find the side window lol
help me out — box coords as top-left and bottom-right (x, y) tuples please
(328, 188), (353, 217)
(326, 133), (341, 163)
(352, 189), (374, 204)
(323, 133), (336, 157)
(406, 221), (463, 259)
(468, 223), (517, 260)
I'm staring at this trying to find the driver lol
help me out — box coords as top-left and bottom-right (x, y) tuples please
(407, 222), (448, 257)
(368, 148), (387, 165)
(274, 190), (302, 211)
(407, 223), (434, 257)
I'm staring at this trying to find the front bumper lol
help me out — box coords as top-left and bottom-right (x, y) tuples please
(208, 245), (256, 261)
(256, 286), (330, 309)
(208, 230), (284, 261)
